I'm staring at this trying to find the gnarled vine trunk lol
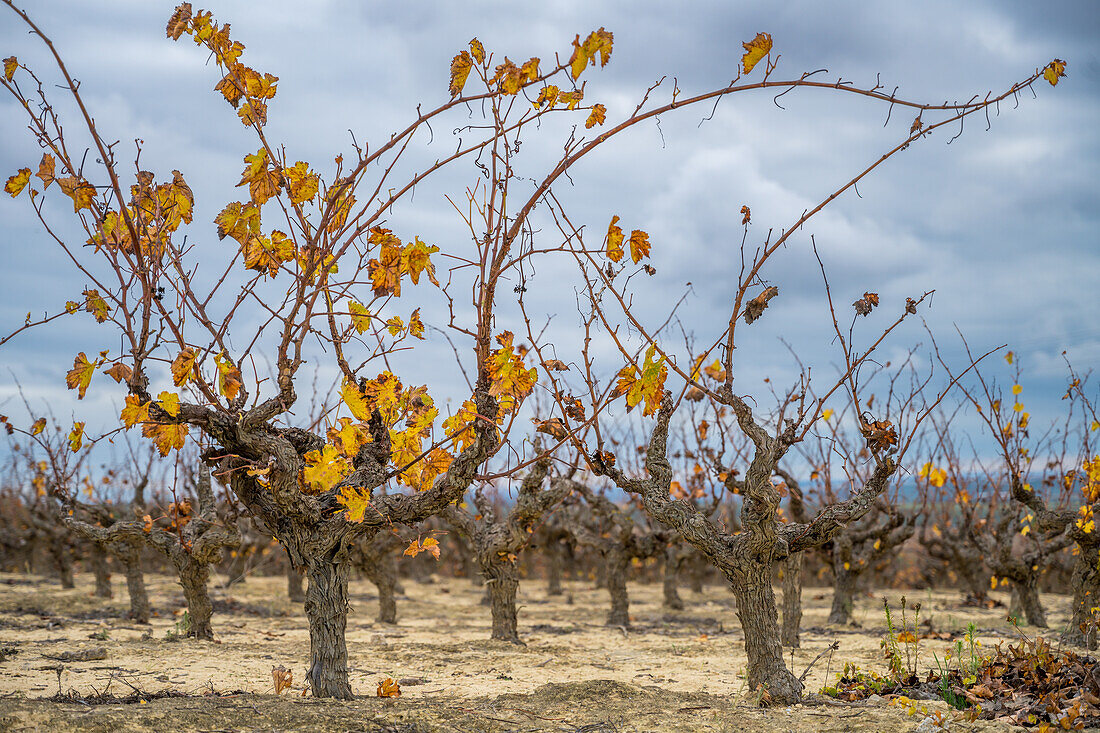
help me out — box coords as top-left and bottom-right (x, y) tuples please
(122, 546), (150, 624)
(662, 548), (684, 610)
(1007, 578), (1046, 627)
(605, 549), (630, 627)
(781, 551), (802, 648)
(483, 557), (521, 643)
(304, 555), (352, 699)
(287, 563), (305, 603)
(1064, 541), (1099, 649)
(89, 543), (112, 598)
(729, 562), (803, 703)
(362, 549), (398, 624)
(177, 558), (214, 640)
(828, 565), (856, 625)
(1009, 578), (1047, 627)
(546, 539), (564, 596)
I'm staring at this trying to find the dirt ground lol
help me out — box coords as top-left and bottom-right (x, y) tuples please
(0, 568), (1078, 731)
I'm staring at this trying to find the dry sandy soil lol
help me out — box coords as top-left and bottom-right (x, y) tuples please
(0, 569), (1079, 732)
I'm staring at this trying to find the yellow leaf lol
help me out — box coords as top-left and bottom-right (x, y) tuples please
(121, 395), (150, 428)
(534, 85), (560, 109)
(142, 422), (188, 456)
(1004, 351), (1014, 364)
(585, 103), (607, 129)
(568, 28), (613, 80)
(2, 56), (17, 81)
(68, 421), (85, 452)
(487, 331), (538, 410)
(1012, 384), (1022, 395)
(615, 344), (667, 417)
(348, 301), (372, 334)
(57, 176), (96, 211)
(236, 148), (280, 206)
(215, 352), (242, 401)
(628, 230), (650, 263)
(284, 161), (319, 204)
(302, 444), (351, 493)
(337, 484), (372, 523)
(157, 391), (181, 418)
(822, 408), (834, 421)
(449, 50), (473, 97)
(404, 537), (441, 560)
(82, 288), (110, 323)
(408, 308), (425, 340)
(1091, 420), (1099, 432)
(65, 352), (97, 400)
(1043, 59), (1067, 87)
(741, 32), (773, 75)
(340, 380), (373, 422)
(401, 237), (440, 286)
(386, 316), (404, 336)
(606, 216), (624, 262)
(469, 38), (485, 65)
(4, 168), (31, 197)
(171, 348), (198, 387)
(215, 201), (261, 244)
(368, 227), (403, 297)
(31, 417), (46, 435)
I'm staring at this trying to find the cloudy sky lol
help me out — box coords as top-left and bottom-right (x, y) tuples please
(1, 0), (1097, 467)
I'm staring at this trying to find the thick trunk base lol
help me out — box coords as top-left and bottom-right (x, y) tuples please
(484, 559), (521, 643)
(605, 552), (630, 627)
(178, 559), (214, 641)
(363, 552), (398, 624)
(1064, 543), (1098, 650)
(90, 544), (112, 599)
(546, 541), (564, 596)
(1010, 579), (1047, 628)
(730, 562), (803, 705)
(828, 570), (856, 625)
(662, 551), (684, 610)
(305, 558), (353, 699)
(123, 550), (150, 624)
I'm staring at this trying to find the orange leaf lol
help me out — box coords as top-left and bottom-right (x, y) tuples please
(171, 348), (198, 387)
(65, 352), (97, 400)
(103, 362), (132, 384)
(272, 665), (293, 694)
(377, 678), (401, 698)
(585, 103), (607, 129)
(215, 352), (242, 401)
(36, 154), (56, 189)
